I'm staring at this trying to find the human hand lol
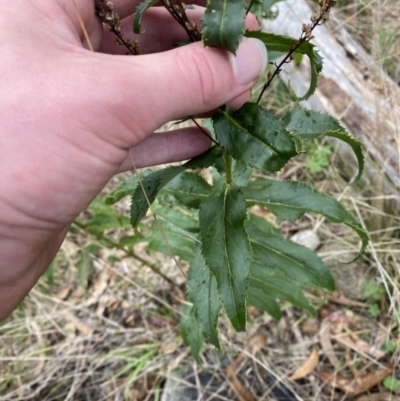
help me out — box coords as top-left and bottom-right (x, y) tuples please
(0, 0), (267, 319)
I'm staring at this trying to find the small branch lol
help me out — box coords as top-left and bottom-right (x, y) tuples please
(246, 0), (256, 15)
(72, 220), (178, 287)
(257, 0), (337, 103)
(72, 0), (94, 51)
(191, 118), (220, 146)
(95, 0), (141, 55)
(159, 0), (201, 43)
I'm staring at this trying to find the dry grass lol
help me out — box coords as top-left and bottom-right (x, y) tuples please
(1, 0), (400, 400)
(336, 0), (400, 83)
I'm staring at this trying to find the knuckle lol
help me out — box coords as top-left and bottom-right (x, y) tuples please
(175, 46), (224, 109)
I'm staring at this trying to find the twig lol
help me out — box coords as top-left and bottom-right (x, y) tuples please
(72, 220), (178, 287)
(95, 0), (141, 55)
(257, 0), (337, 103)
(191, 118), (220, 146)
(246, 0), (256, 15)
(71, 0), (94, 51)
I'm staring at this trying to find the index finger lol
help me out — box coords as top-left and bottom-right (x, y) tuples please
(109, 0), (208, 20)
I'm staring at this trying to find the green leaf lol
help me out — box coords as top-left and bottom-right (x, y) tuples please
(85, 199), (130, 232)
(187, 244), (221, 348)
(306, 144), (332, 174)
(249, 265), (314, 314)
(133, 0), (158, 34)
(244, 178), (369, 261)
(199, 184), (251, 331)
(232, 161), (254, 187)
(180, 304), (204, 362)
(104, 177), (138, 205)
(164, 172), (212, 209)
(78, 244), (100, 288)
(247, 286), (282, 320)
(283, 109), (365, 183)
(130, 146), (222, 228)
(383, 376), (400, 392)
(247, 223), (335, 291)
(119, 235), (145, 248)
(85, 214), (127, 231)
(147, 203), (198, 261)
(202, 0), (246, 53)
(213, 103), (297, 172)
(244, 30), (323, 100)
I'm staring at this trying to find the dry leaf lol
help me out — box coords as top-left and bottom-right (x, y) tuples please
(336, 334), (385, 360)
(318, 364), (392, 396)
(85, 269), (112, 306)
(124, 375), (157, 401)
(247, 332), (266, 354)
(161, 340), (178, 355)
(64, 312), (94, 336)
(226, 333), (266, 401)
(289, 348), (319, 380)
(319, 320), (340, 368)
(56, 285), (73, 300)
(328, 292), (367, 308)
(301, 319), (320, 335)
(226, 365), (257, 401)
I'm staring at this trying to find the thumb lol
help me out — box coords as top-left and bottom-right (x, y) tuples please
(100, 38), (267, 142)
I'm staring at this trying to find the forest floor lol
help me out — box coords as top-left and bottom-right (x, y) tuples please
(1, 0), (400, 400)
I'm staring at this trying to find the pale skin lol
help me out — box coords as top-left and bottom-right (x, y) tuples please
(0, 0), (266, 320)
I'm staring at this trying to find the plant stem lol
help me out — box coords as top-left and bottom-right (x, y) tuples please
(256, 0), (335, 103)
(159, 0), (200, 43)
(246, 0), (256, 15)
(224, 152), (232, 184)
(95, 0), (140, 55)
(71, 220), (177, 288)
(191, 118), (219, 146)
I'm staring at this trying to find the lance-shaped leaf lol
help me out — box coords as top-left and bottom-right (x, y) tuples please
(244, 30), (323, 100)
(130, 146), (222, 228)
(248, 224), (335, 291)
(249, 265), (314, 314)
(247, 286), (282, 320)
(199, 184), (251, 331)
(164, 172), (212, 209)
(133, 0), (158, 34)
(188, 244), (221, 348)
(147, 203), (198, 261)
(202, 0), (246, 54)
(244, 179), (369, 261)
(283, 109), (365, 183)
(213, 103), (297, 172)
(180, 304), (204, 362)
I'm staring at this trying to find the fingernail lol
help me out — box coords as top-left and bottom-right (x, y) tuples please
(229, 38), (268, 86)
